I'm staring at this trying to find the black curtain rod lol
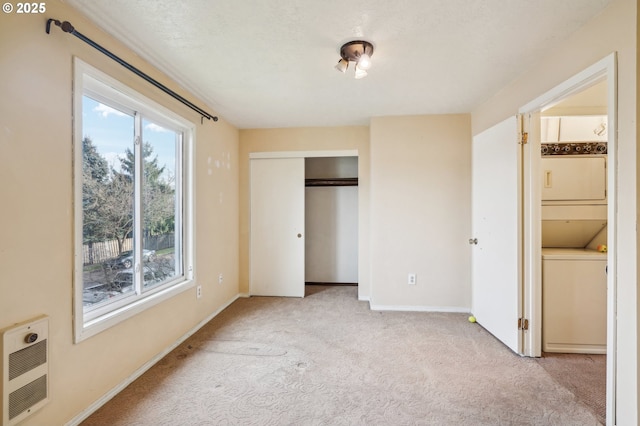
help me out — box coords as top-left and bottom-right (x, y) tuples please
(46, 18), (218, 123)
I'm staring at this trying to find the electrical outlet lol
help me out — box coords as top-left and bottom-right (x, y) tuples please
(218, 273), (223, 284)
(408, 273), (417, 285)
(196, 285), (202, 299)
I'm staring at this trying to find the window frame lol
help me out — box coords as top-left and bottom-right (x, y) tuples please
(73, 58), (195, 343)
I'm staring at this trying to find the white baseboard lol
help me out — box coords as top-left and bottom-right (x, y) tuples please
(369, 304), (470, 313)
(543, 343), (607, 355)
(66, 292), (242, 426)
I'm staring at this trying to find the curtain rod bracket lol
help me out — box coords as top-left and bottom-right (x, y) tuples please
(46, 19), (74, 35)
(46, 18), (219, 123)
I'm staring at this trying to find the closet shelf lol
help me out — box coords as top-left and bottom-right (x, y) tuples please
(305, 177), (358, 187)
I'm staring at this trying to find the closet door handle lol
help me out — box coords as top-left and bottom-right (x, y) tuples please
(297, 233), (302, 238)
(544, 170), (552, 188)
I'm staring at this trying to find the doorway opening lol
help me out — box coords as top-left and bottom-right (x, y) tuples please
(537, 81), (608, 424)
(305, 157), (359, 288)
(249, 150), (360, 299)
(519, 53), (616, 425)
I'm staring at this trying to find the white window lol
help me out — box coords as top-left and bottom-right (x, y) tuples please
(73, 59), (194, 342)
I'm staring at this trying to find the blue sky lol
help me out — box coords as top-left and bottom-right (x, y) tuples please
(82, 96), (177, 182)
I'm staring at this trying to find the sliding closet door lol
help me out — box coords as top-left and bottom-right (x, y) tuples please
(250, 157), (305, 297)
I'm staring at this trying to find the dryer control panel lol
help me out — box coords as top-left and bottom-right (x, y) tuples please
(541, 142), (607, 156)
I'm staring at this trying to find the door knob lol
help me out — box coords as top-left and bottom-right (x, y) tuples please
(469, 238), (478, 245)
(297, 233), (302, 238)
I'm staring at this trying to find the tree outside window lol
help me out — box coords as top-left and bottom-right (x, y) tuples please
(81, 96), (182, 308)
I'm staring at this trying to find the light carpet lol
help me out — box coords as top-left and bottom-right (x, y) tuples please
(535, 352), (606, 424)
(82, 285), (602, 425)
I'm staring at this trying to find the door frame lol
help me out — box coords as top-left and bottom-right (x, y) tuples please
(248, 149), (359, 295)
(249, 150), (358, 160)
(518, 53), (617, 424)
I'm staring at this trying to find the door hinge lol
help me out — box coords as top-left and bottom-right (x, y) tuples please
(518, 318), (529, 331)
(520, 132), (529, 145)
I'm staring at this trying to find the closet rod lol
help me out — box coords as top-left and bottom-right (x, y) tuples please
(46, 19), (218, 123)
(305, 178), (358, 187)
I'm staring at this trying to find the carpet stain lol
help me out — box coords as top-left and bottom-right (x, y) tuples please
(203, 339), (288, 357)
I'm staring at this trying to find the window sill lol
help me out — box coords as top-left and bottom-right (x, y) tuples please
(75, 278), (194, 343)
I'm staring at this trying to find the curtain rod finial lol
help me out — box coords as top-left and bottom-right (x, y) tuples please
(60, 21), (75, 33)
(45, 18), (59, 34)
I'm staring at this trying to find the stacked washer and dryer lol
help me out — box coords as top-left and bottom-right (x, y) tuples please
(541, 115), (608, 355)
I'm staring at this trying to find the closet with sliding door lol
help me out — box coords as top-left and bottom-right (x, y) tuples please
(305, 157), (358, 285)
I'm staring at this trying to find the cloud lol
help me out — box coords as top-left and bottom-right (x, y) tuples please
(94, 103), (127, 118)
(145, 122), (169, 133)
(103, 152), (124, 172)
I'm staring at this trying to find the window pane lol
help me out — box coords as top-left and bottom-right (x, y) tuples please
(141, 118), (181, 290)
(81, 96), (135, 307)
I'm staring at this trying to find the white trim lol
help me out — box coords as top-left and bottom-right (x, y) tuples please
(81, 66), (194, 133)
(518, 52), (617, 425)
(249, 150), (358, 159)
(65, 293), (242, 426)
(72, 59), (85, 342)
(604, 53), (617, 426)
(369, 304), (470, 313)
(248, 149), (362, 299)
(522, 112), (542, 358)
(73, 57), (196, 342)
(519, 55), (611, 114)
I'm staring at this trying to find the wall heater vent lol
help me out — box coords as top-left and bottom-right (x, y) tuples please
(1, 316), (49, 426)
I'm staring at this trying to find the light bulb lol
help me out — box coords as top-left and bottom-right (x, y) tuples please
(357, 53), (371, 70)
(354, 66), (368, 79)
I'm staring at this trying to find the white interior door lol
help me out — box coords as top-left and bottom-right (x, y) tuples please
(471, 116), (522, 354)
(250, 157), (305, 297)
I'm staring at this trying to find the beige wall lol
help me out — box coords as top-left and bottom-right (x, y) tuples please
(239, 127), (370, 299)
(472, 0), (638, 422)
(239, 117), (471, 310)
(1, 0), (636, 423)
(0, 1), (239, 424)
(368, 115), (472, 309)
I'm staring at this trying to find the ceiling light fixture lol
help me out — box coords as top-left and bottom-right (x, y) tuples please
(335, 40), (374, 78)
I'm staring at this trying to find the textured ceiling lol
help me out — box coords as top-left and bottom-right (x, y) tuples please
(64, 0), (612, 129)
